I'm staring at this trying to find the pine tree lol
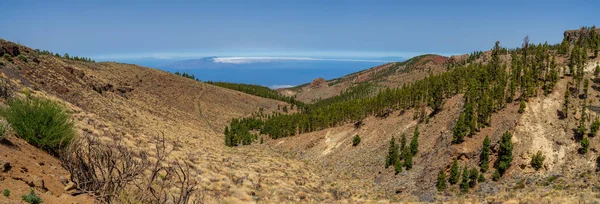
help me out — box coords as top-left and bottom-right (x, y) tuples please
(478, 173), (485, 182)
(437, 170), (447, 191)
(590, 117), (600, 137)
(518, 99), (526, 113)
(531, 151), (545, 171)
(449, 160), (460, 184)
(492, 169), (501, 181)
(385, 136), (399, 168)
(460, 166), (469, 193)
(480, 136), (491, 172)
(394, 160), (403, 174)
(224, 126), (231, 146)
(410, 125), (419, 155)
(497, 131), (513, 176)
(469, 167), (479, 188)
(403, 147), (413, 170)
(580, 137), (590, 154)
(583, 78), (590, 99)
(452, 113), (467, 144)
(400, 133), (407, 149)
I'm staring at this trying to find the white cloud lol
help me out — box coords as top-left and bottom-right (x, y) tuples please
(268, 84), (295, 89)
(211, 57), (391, 64)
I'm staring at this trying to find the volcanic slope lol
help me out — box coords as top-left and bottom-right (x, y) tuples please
(0, 39), (366, 203)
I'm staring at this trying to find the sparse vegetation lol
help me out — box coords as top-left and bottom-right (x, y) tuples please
(2, 189), (9, 197)
(352, 134), (361, 146)
(174, 71), (198, 80)
(21, 189), (42, 204)
(0, 96), (74, 154)
(531, 151), (545, 171)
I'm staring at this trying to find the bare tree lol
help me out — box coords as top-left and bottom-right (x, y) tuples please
(61, 133), (201, 203)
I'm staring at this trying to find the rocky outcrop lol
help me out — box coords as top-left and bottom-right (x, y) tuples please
(563, 27), (600, 44)
(309, 77), (327, 88)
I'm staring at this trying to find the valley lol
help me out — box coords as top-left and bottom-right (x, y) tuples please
(0, 26), (600, 203)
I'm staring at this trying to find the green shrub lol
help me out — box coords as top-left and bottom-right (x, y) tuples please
(580, 137), (590, 154)
(21, 189), (42, 204)
(0, 97), (74, 154)
(531, 151), (545, 171)
(2, 189), (9, 197)
(2, 54), (12, 62)
(352, 135), (361, 146)
(17, 55), (27, 63)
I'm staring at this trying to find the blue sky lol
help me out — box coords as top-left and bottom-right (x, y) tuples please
(0, 0), (597, 60)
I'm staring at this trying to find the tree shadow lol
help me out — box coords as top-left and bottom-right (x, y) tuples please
(0, 138), (20, 150)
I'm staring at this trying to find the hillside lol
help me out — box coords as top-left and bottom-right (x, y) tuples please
(0, 39), (366, 203)
(225, 26), (600, 202)
(1, 25), (599, 203)
(280, 54), (450, 103)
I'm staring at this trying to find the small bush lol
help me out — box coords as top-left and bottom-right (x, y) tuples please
(17, 55), (27, 63)
(580, 137), (590, 154)
(531, 151), (545, 171)
(518, 99), (526, 113)
(2, 54), (12, 63)
(2, 189), (9, 197)
(21, 189), (42, 204)
(352, 135), (361, 146)
(0, 97), (74, 154)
